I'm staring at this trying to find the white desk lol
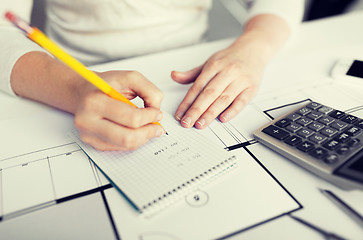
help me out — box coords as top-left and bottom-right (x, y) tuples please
(1, 11), (363, 240)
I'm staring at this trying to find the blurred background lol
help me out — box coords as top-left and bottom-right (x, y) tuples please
(30, 0), (363, 43)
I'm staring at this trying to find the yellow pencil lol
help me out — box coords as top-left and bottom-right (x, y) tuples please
(5, 11), (165, 130)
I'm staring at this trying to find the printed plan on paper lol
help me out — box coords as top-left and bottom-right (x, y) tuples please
(1, 73), (362, 239)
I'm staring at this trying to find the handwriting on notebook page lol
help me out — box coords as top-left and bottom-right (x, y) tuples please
(153, 136), (203, 167)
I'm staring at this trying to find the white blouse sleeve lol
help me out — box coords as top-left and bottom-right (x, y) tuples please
(0, 0), (46, 96)
(245, 0), (305, 32)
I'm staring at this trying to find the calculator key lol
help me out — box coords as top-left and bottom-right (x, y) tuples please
(355, 119), (363, 128)
(309, 147), (328, 159)
(318, 106), (334, 114)
(309, 133), (327, 144)
(344, 126), (361, 136)
(330, 120), (348, 131)
(324, 154), (339, 164)
(320, 127), (338, 137)
(341, 115), (358, 124)
(262, 125), (290, 140)
(323, 139), (341, 150)
(275, 118), (292, 128)
(329, 110), (345, 119)
(308, 122), (325, 132)
(348, 138), (360, 148)
(334, 133), (351, 143)
(306, 102), (321, 110)
(286, 122), (302, 133)
(297, 141), (315, 152)
(284, 136), (303, 146)
(337, 146), (349, 155)
(318, 116), (335, 125)
(307, 111), (323, 121)
(296, 107), (311, 116)
(297, 117), (313, 126)
(286, 113), (301, 121)
(297, 128), (315, 138)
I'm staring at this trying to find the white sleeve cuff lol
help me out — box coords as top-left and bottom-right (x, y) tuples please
(245, 0), (305, 33)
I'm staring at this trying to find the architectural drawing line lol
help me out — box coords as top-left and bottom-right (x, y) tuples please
(230, 122), (249, 142)
(56, 184), (112, 204)
(263, 99), (311, 120)
(208, 126), (228, 148)
(1, 200), (56, 222)
(1, 149), (81, 171)
(101, 190), (121, 240)
(220, 122), (241, 143)
(0, 184), (113, 222)
(345, 105), (363, 114)
(0, 142), (75, 163)
(47, 156), (57, 199)
(225, 141), (252, 151)
(218, 208), (302, 240)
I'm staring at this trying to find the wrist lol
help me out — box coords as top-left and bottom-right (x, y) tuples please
(231, 14), (290, 64)
(230, 31), (275, 68)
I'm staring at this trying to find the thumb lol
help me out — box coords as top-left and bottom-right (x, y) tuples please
(171, 65), (203, 84)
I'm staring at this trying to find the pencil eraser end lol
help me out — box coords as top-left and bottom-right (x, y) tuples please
(5, 11), (16, 22)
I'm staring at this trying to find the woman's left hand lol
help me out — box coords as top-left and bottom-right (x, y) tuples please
(172, 39), (265, 129)
(172, 14), (290, 129)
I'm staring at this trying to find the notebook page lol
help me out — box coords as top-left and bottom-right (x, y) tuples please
(69, 114), (236, 215)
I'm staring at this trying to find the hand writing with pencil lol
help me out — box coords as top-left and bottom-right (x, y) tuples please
(11, 51), (164, 151)
(74, 70), (165, 151)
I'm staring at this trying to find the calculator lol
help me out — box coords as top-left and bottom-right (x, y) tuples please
(253, 101), (363, 190)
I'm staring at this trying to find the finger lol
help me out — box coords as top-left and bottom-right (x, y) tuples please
(174, 67), (218, 121)
(100, 98), (163, 129)
(79, 133), (126, 151)
(179, 73), (233, 128)
(123, 72), (164, 109)
(171, 65), (203, 84)
(219, 87), (258, 123)
(194, 81), (244, 129)
(78, 92), (163, 129)
(78, 118), (164, 151)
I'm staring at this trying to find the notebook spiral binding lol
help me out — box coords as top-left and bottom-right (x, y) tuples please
(141, 155), (238, 216)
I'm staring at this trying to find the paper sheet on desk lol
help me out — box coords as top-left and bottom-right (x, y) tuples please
(0, 110), (107, 219)
(103, 148), (301, 240)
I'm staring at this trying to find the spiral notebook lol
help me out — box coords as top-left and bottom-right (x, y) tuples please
(69, 114), (237, 215)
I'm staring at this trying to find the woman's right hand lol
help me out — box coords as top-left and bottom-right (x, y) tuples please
(74, 70), (164, 151)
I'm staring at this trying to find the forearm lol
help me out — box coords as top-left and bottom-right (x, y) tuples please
(10, 51), (84, 114)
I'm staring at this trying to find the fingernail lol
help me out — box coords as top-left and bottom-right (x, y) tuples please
(155, 127), (163, 137)
(175, 112), (183, 121)
(181, 117), (191, 126)
(196, 118), (205, 127)
(157, 112), (163, 121)
(220, 114), (228, 123)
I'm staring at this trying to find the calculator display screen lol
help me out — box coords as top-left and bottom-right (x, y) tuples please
(346, 60), (363, 78)
(335, 149), (363, 183)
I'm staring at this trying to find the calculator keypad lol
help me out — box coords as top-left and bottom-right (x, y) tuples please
(259, 102), (363, 168)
